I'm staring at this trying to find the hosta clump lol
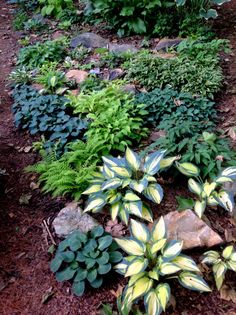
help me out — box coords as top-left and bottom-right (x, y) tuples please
(176, 162), (236, 218)
(115, 218), (211, 314)
(50, 226), (122, 296)
(83, 148), (178, 224)
(202, 245), (236, 290)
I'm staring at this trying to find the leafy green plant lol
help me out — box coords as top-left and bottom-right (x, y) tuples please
(176, 162), (236, 218)
(202, 245), (236, 290)
(17, 38), (68, 70)
(9, 67), (33, 85)
(135, 87), (217, 128)
(13, 10), (28, 30)
(11, 0), (39, 11)
(23, 15), (48, 32)
(115, 217), (211, 314)
(50, 226), (122, 296)
(38, 0), (75, 19)
(83, 148), (178, 224)
(12, 85), (87, 153)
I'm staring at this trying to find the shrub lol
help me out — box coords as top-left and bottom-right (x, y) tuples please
(176, 162), (236, 217)
(50, 226), (122, 296)
(115, 217), (211, 314)
(202, 245), (236, 290)
(83, 148), (178, 224)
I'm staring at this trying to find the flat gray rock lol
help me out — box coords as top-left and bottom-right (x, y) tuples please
(52, 202), (99, 238)
(109, 43), (138, 54)
(163, 210), (223, 250)
(71, 32), (109, 49)
(155, 38), (183, 51)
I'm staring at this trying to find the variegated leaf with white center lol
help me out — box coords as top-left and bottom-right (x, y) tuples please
(176, 162), (200, 177)
(82, 184), (102, 195)
(222, 245), (234, 259)
(144, 184), (164, 204)
(155, 283), (170, 311)
(172, 254), (200, 272)
(162, 240), (183, 260)
(124, 191), (140, 202)
(143, 150), (166, 176)
(110, 202), (121, 221)
(214, 190), (235, 212)
(101, 178), (123, 191)
(125, 257), (148, 277)
(132, 277), (153, 301)
(178, 271), (211, 292)
(188, 178), (202, 196)
(194, 200), (206, 218)
(115, 238), (146, 256)
(152, 217), (166, 241)
(150, 238), (167, 255)
(221, 166), (236, 180)
(84, 195), (106, 212)
(125, 147), (141, 171)
(159, 262), (181, 275)
(130, 219), (150, 243)
(144, 290), (161, 315)
(203, 182), (217, 197)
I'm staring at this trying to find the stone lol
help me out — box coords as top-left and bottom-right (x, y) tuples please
(149, 130), (166, 142)
(163, 210), (223, 250)
(52, 31), (65, 40)
(109, 68), (124, 80)
(122, 84), (137, 94)
(52, 202), (99, 238)
(65, 70), (88, 84)
(70, 32), (109, 49)
(31, 83), (44, 91)
(155, 38), (183, 51)
(109, 43), (138, 54)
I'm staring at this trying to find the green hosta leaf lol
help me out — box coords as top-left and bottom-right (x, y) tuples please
(200, 8), (218, 19)
(227, 260), (236, 272)
(155, 283), (170, 311)
(194, 200), (206, 218)
(85, 257), (96, 269)
(58, 239), (69, 252)
(172, 254), (200, 272)
(87, 269), (97, 283)
(144, 150), (166, 175)
(160, 156), (178, 170)
(125, 257), (148, 277)
(178, 272), (211, 292)
(148, 268), (159, 281)
(152, 217), (166, 242)
(69, 238), (82, 252)
(76, 252), (86, 262)
(125, 147), (141, 171)
(131, 277), (153, 301)
(98, 252), (110, 265)
(111, 202), (121, 221)
(61, 251), (75, 263)
(188, 179), (202, 196)
(56, 267), (76, 282)
(109, 251), (123, 263)
(162, 240), (183, 260)
(144, 184), (163, 204)
(115, 238), (146, 256)
(202, 250), (220, 264)
(98, 263), (111, 274)
(222, 245), (234, 259)
(203, 182), (217, 197)
(144, 290), (161, 315)
(72, 281), (85, 296)
(130, 219), (150, 243)
(141, 204), (153, 223)
(159, 262), (181, 275)
(83, 184), (102, 195)
(176, 196), (195, 211)
(90, 277), (103, 288)
(98, 235), (113, 251)
(151, 239), (167, 255)
(74, 268), (87, 282)
(50, 255), (63, 273)
(91, 226), (104, 238)
(176, 162), (200, 177)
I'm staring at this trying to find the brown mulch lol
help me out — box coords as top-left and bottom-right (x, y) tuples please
(0, 1), (236, 314)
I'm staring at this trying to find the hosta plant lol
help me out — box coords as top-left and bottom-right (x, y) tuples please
(176, 162), (236, 218)
(83, 148), (178, 224)
(115, 218), (211, 314)
(202, 245), (236, 290)
(50, 226), (122, 296)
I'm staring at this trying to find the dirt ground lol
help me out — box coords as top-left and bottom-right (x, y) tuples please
(0, 1), (236, 314)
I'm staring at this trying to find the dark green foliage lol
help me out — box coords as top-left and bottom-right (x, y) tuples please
(23, 15), (49, 32)
(79, 75), (108, 93)
(17, 39), (68, 70)
(50, 226), (122, 296)
(135, 87), (217, 128)
(10, 0), (39, 11)
(12, 85), (88, 153)
(39, 0), (75, 19)
(13, 11), (28, 30)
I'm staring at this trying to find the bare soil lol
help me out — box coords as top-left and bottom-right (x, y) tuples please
(0, 1), (236, 314)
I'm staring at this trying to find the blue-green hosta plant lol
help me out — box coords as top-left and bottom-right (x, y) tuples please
(114, 218), (211, 314)
(176, 162), (236, 218)
(202, 245), (236, 290)
(83, 148), (178, 224)
(50, 226), (122, 296)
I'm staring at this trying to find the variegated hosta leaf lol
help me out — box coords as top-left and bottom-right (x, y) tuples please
(144, 184), (164, 204)
(194, 200), (206, 218)
(129, 177), (148, 193)
(222, 245), (234, 259)
(125, 147), (141, 171)
(110, 202), (121, 221)
(128, 272), (146, 287)
(101, 178), (123, 191)
(119, 207), (129, 225)
(214, 273), (225, 291)
(143, 150), (166, 176)
(230, 252), (236, 262)
(130, 219), (150, 243)
(178, 272), (211, 292)
(82, 184), (102, 195)
(124, 200), (142, 217)
(159, 262), (181, 275)
(115, 238), (146, 256)
(215, 176), (233, 184)
(227, 260), (236, 272)
(176, 162), (200, 177)
(162, 240), (183, 260)
(221, 166), (236, 180)
(103, 164), (115, 178)
(110, 166), (132, 179)
(107, 192), (122, 204)
(141, 204), (153, 223)
(102, 156), (125, 167)
(84, 194), (106, 212)
(202, 250), (220, 264)
(213, 262), (227, 280)
(207, 195), (219, 206)
(155, 283), (170, 311)
(148, 269), (159, 281)
(214, 190), (234, 212)
(188, 178), (202, 196)
(125, 257), (148, 277)
(114, 260), (129, 275)
(172, 254), (200, 272)
(150, 239), (167, 255)
(203, 182), (217, 197)
(144, 290), (161, 315)
(160, 156), (179, 170)
(152, 217), (166, 242)
(131, 277), (153, 301)
(123, 191), (141, 202)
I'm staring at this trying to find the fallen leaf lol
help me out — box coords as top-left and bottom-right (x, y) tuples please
(24, 146), (31, 153)
(229, 127), (236, 141)
(110, 284), (124, 298)
(225, 228), (236, 242)
(19, 194), (32, 205)
(105, 220), (126, 237)
(220, 285), (236, 304)
(30, 182), (39, 190)
(42, 287), (54, 304)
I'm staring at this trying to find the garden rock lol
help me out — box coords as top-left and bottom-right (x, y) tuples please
(52, 202), (99, 238)
(163, 210), (223, 249)
(65, 70), (88, 84)
(122, 84), (137, 94)
(109, 43), (138, 54)
(70, 32), (109, 49)
(109, 68), (124, 80)
(155, 38), (183, 51)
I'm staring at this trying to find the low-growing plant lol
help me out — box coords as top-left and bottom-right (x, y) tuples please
(50, 226), (123, 296)
(79, 75), (107, 93)
(114, 217), (211, 314)
(23, 15), (48, 32)
(135, 87), (217, 128)
(38, 0), (75, 19)
(11, 0), (39, 11)
(202, 245), (236, 290)
(17, 38), (68, 69)
(9, 67), (33, 85)
(83, 148), (178, 224)
(176, 162), (236, 218)
(13, 10), (28, 30)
